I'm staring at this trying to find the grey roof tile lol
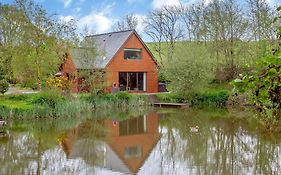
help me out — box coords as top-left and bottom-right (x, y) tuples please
(70, 30), (134, 69)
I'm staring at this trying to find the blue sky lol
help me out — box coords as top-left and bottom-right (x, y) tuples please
(2, 0), (189, 34)
(2, 0), (281, 41)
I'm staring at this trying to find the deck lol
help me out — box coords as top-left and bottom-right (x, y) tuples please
(153, 103), (189, 108)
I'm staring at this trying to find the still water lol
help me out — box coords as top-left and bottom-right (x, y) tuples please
(0, 108), (281, 175)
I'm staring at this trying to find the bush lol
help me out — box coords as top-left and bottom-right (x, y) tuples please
(190, 90), (229, 107)
(115, 92), (132, 101)
(0, 79), (9, 94)
(46, 76), (71, 91)
(32, 90), (65, 108)
(20, 79), (38, 90)
(156, 90), (229, 107)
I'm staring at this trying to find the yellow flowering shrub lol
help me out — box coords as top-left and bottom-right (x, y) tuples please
(46, 76), (71, 91)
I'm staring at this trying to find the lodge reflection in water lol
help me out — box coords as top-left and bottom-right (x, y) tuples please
(60, 112), (160, 174)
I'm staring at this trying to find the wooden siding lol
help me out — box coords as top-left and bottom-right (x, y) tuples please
(106, 33), (158, 93)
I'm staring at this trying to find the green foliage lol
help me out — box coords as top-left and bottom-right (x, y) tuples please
(115, 91), (132, 101)
(165, 42), (214, 95)
(233, 55), (281, 109)
(156, 90), (229, 107)
(233, 7), (281, 110)
(0, 0), (77, 89)
(31, 91), (65, 108)
(189, 90), (229, 107)
(80, 92), (147, 108)
(156, 93), (186, 103)
(0, 79), (9, 94)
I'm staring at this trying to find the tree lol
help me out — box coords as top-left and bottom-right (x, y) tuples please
(246, 0), (277, 59)
(166, 42), (214, 96)
(0, 0), (77, 90)
(233, 6), (281, 113)
(145, 9), (165, 67)
(181, 2), (207, 41)
(75, 36), (106, 95)
(113, 14), (138, 31)
(0, 3), (26, 82)
(162, 6), (183, 62)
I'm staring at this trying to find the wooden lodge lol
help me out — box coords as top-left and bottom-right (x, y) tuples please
(60, 30), (159, 93)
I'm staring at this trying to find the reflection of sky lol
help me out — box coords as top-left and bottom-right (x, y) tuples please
(29, 145), (124, 175)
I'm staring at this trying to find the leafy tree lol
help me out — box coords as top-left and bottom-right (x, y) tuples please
(166, 42), (214, 96)
(0, 0), (77, 90)
(233, 6), (281, 111)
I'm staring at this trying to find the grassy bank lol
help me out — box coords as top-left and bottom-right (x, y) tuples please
(155, 81), (231, 107)
(156, 89), (230, 107)
(0, 91), (149, 119)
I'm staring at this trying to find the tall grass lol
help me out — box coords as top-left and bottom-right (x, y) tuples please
(80, 92), (149, 108)
(0, 91), (150, 119)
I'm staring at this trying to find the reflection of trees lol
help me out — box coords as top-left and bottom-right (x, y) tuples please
(0, 133), (37, 175)
(158, 108), (281, 175)
(0, 116), (106, 175)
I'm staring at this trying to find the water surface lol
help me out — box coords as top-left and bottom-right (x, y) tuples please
(0, 108), (281, 175)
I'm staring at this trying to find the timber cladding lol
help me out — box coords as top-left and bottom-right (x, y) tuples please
(106, 33), (158, 93)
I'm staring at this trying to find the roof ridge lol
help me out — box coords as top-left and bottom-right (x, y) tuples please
(85, 30), (134, 38)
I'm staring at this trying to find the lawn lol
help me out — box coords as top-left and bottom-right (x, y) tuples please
(0, 95), (34, 110)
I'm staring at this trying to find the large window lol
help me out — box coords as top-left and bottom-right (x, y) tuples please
(119, 72), (146, 91)
(124, 48), (142, 60)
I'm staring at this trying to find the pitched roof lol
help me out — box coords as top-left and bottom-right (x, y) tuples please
(70, 30), (134, 69)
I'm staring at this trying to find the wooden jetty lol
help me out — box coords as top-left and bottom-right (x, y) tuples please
(0, 120), (7, 127)
(153, 103), (189, 108)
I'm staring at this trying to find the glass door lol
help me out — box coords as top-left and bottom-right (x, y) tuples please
(119, 72), (146, 91)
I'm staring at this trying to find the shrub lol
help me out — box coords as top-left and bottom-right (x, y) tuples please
(115, 92), (132, 101)
(0, 79), (9, 94)
(46, 76), (70, 91)
(20, 79), (38, 90)
(190, 90), (229, 107)
(32, 90), (65, 108)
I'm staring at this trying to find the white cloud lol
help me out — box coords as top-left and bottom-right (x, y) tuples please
(78, 4), (115, 34)
(59, 15), (75, 23)
(266, 0), (281, 7)
(151, 0), (181, 9)
(61, 0), (72, 8)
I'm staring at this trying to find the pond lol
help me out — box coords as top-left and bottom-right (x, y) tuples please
(0, 108), (281, 175)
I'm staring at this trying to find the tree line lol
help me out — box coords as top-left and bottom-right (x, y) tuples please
(114, 0), (280, 93)
(0, 0), (77, 90)
(0, 0), (279, 94)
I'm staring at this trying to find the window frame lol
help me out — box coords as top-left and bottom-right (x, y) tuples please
(124, 48), (142, 60)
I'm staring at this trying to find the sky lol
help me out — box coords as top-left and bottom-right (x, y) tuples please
(2, 0), (281, 41)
